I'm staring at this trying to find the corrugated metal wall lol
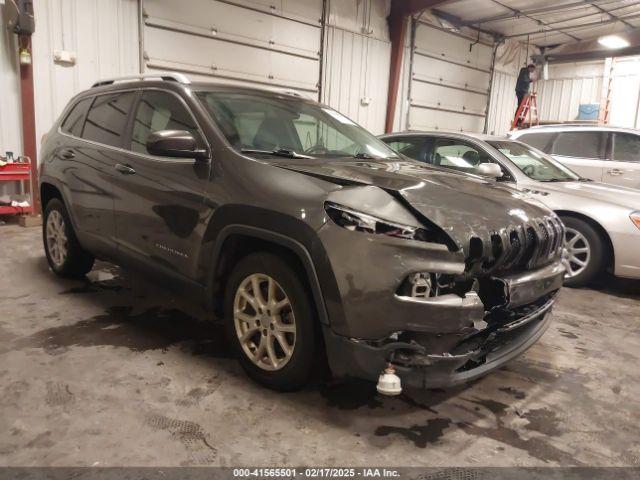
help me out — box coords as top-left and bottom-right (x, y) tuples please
(32, 0), (140, 147)
(486, 70), (515, 135)
(321, 0), (391, 134)
(485, 40), (536, 136)
(536, 61), (604, 123)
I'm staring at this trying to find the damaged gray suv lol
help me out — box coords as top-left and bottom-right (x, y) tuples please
(40, 73), (565, 393)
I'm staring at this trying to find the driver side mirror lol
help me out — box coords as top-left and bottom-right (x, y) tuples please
(476, 163), (503, 179)
(146, 130), (209, 160)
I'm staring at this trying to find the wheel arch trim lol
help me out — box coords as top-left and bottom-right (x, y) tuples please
(209, 224), (330, 325)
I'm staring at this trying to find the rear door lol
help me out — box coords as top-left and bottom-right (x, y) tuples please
(605, 131), (640, 189)
(113, 89), (211, 279)
(60, 91), (136, 253)
(548, 130), (607, 181)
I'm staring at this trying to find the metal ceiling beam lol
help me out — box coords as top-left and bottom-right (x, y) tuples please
(487, 0), (581, 40)
(385, 0), (450, 132)
(586, 1), (636, 29)
(457, 0), (621, 27)
(505, 11), (640, 39)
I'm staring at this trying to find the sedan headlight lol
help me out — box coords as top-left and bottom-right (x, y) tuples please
(631, 211), (640, 231)
(324, 202), (429, 241)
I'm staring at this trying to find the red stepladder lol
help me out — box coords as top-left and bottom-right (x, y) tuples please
(511, 91), (539, 130)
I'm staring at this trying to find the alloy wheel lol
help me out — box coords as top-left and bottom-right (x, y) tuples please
(562, 227), (591, 278)
(46, 210), (68, 268)
(233, 273), (296, 371)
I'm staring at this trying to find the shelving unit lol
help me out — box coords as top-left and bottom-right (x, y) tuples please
(0, 159), (34, 216)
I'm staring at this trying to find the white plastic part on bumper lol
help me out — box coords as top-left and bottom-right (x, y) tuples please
(376, 366), (402, 396)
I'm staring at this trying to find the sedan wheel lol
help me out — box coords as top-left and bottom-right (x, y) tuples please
(562, 227), (591, 279)
(233, 273), (296, 371)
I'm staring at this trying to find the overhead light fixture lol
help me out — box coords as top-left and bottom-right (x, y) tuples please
(598, 35), (630, 49)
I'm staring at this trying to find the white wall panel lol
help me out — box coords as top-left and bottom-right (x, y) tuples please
(321, 26), (390, 134)
(143, 0), (322, 95)
(0, 3), (22, 157)
(32, 0), (140, 153)
(486, 70), (516, 135)
(326, 0), (389, 41)
(536, 62), (604, 123)
(609, 56), (640, 128)
(321, 0), (391, 134)
(407, 21), (492, 132)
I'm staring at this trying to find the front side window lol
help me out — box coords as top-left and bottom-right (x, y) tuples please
(61, 97), (92, 137)
(431, 140), (491, 171)
(196, 90), (398, 159)
(383, 137), (427, 162)
(612, 132), (640, 162)
(131, 91), (202, 155)
(82, 92), (135, 147)
(551, 131), (606, 159)
(489, 141), (579, 182)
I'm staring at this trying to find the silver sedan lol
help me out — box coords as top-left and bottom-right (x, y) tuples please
(380, 131), (640, 287)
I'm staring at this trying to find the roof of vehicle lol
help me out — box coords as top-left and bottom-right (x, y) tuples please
(87, 73), (315, 101)
(511, 124), (640, 135)
(379, 130), (511, 143)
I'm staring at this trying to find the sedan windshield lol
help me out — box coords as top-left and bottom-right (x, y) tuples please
(488, 141), (580, 182)
(197, 90), (399, 160)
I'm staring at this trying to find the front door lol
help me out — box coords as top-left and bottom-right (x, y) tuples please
(605, 131), (640, 189)
(112, 89), (211, 279)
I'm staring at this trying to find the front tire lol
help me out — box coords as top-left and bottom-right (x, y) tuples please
(560, 216), (605, 288)
(43, 198), (94, 278)
(224, 252), (317, 391)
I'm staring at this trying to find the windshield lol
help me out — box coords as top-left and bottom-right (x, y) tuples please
(488, 141), (580, 182)
(196, 90), (399, 160)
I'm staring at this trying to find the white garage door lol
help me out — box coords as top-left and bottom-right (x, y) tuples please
(407, 21), (493, 132)
(142, 0), (323, 96)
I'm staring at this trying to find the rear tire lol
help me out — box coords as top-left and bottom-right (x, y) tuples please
(560, 216), (604, 288)
(224, 252), (317, 391)
(43, 198), (94, 278)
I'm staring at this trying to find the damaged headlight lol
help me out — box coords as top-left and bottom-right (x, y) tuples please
(324, 202), (429, 241)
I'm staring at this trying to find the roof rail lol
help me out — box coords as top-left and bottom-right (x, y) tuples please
(91, 72), (191, 88)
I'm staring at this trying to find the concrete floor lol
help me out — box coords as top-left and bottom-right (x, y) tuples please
(1, 224), (639, 468)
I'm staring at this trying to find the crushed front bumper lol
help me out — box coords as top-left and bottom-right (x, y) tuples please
(323, 290), (559, 389)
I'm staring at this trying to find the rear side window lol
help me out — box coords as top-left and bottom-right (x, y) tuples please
(551, 131), (606, 159)
(612, 132), (640, 162)
(82, 92), (136, 147)
(61, 98), (92, 137)
(384, 137), (427, 162)
(131, 91), (201, 155)
(515, 132), (555, 152)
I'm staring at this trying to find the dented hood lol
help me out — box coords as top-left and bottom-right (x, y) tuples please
(276, 159), (553, 246)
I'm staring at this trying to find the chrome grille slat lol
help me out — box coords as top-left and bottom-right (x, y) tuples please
(465, 215), (563, 275)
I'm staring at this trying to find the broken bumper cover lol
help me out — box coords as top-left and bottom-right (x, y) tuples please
(323, 291), (558, 389)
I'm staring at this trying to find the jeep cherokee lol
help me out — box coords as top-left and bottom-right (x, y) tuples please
(39, 73), (565, 392)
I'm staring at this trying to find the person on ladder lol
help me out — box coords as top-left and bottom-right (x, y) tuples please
(515, 64), (536, 126)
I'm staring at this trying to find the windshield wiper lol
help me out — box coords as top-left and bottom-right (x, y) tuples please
(578, 177), (593, 182)
(241, 148), (312, 159)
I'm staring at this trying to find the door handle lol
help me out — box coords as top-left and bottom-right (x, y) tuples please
(115, 163), (136, 175)
(607, 168), (623, 176)
(60, 149), (75, 160)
